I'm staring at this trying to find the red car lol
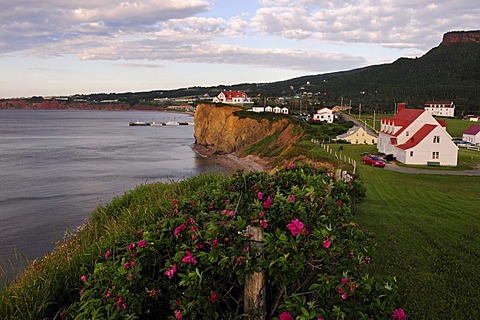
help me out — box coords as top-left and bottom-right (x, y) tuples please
(362, 154), (385, 167)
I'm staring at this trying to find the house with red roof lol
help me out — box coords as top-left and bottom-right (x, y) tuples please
(377, 103), (458, 166)
(424, 100), (455, 118)
(212, 91), (253, 106)
(463, 125), (480, 145)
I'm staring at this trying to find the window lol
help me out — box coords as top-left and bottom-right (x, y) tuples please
(410, 151), (414, 157)
(432, 152), (439, 159)
(433, 136), (440, 143)
(406, 131), (409, 137)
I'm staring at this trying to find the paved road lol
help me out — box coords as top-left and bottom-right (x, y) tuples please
(383, 162), (480, 176)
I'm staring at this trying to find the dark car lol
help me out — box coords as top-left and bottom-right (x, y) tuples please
(362, 154), (385, 167)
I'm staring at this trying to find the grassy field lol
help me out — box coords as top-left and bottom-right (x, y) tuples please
(334, 143), (480, 319)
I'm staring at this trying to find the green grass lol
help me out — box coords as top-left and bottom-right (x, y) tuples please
(336, 143), (480, 319)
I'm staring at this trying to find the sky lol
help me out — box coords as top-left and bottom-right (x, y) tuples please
(1, 0), (479, 98)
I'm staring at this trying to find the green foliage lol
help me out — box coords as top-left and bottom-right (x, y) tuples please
(0, 166), (403, 319)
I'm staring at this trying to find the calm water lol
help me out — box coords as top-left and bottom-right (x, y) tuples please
(0, 109), (221, 281)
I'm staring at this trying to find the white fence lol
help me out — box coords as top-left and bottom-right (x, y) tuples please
(311, 139), (357, 175)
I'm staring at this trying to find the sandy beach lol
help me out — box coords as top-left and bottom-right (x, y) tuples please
(192, 144), (270, 173)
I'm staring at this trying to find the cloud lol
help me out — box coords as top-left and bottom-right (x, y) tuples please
(251, 0), (480, 49)
(1, 0), (480, 77)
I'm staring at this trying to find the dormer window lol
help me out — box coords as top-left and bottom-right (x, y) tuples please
(406, 131), (409, 137)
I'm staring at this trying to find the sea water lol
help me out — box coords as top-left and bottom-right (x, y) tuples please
(0, 109), (221, 281)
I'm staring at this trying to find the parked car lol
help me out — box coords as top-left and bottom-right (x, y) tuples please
(362, 154), (385, 167)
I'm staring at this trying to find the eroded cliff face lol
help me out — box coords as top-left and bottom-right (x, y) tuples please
(194, 104), (288, 154)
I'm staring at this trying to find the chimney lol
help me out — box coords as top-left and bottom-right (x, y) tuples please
(397, 102), (406, 113)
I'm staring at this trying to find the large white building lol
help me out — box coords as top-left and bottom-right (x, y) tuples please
(377, 103), (458, 166)
(212, 91), (253, 106)
(424, 101), (455, 118)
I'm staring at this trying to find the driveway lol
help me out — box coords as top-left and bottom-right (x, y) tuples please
(384, 162), (480, 176)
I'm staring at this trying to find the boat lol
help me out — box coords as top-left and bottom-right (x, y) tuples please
(129, 121), (151, 126)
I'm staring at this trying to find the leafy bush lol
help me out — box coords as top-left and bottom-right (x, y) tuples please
(66, 165), (404, 319)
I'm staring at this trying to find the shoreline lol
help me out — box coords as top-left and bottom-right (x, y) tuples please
(192, 144), (270, 173)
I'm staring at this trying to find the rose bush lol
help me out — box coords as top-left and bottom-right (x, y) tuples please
(68, 165), (404, 319)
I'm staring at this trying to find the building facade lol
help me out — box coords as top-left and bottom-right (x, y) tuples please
(377, 103), (458, 166)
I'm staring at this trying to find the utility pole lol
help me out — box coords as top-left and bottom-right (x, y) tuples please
(359, 103), (361, 119)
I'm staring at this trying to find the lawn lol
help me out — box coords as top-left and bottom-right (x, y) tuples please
(335, 143), (480, 319)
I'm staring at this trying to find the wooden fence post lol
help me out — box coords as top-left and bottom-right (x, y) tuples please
(244, 225), (265, 319)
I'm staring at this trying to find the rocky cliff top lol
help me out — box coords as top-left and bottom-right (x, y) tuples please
(441, 30), (480, 45)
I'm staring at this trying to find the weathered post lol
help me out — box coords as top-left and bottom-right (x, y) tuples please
(244, 225), (265, 319)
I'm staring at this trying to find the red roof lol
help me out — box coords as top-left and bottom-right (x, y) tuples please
(223, 91), (246, 99)
(381, 109), (425, 136)
(397, 124), (436, 150)
(464, 125), (480, 135)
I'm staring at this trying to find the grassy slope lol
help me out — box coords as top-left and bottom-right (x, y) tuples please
(337, 143), (480, 319)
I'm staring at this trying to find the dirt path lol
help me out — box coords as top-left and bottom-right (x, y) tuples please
(384, 162), (480, 176)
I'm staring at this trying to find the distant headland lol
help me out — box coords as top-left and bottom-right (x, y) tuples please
(441, 30), (480, 45)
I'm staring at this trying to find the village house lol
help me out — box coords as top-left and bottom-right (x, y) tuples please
(377, 103), (458, 166)
(469, 115), (480, 122)
(250, 106), (289, 114)
(463, 125), (480, 145)
(336, 125), (378, 145)
(213, 91), (253, 106)
(424, 100), (455, 118)
(312, 107), (334, 123)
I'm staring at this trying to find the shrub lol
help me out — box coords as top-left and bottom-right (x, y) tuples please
(64, 165), (403, 319)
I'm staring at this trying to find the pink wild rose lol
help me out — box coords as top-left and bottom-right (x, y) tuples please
(165, 263), (177, 279)
(174, 310), (182, 320)
(391, 308), (407, 320)
(137, 239), (147, 248)
(279, 312), (294, 320)
(260, 219), (268, 229)
(257, 191), (264, 200)
(80, 275), (87, 283)
(181, 250), (197, 265)
(323, 236), (331, 249)
(289, 194), (296, 202)
(263, 196), (273, 209)
(287, 219), (305, 236)
(104, 250), (111, 259)
(174, 224), (187, 238)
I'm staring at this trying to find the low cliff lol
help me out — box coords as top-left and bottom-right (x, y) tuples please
(194, 104), (290, 154)
(441, 30), (480, 45)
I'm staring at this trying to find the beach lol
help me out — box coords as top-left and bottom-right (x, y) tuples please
(192, 144), (270, 173)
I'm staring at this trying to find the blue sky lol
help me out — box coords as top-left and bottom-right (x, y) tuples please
(0, 0), (478, 98)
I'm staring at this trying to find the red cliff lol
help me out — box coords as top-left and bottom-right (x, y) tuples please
(441, 30), (480, 45)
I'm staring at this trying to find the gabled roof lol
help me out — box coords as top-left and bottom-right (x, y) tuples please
(397, 124), (436, 150)
(464, 125), (480, 135)
(222, 91), (246, 99)
(381, 109), (425, 136)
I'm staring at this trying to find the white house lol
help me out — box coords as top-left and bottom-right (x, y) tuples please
(469, 116), (480, 122)
(424, 101), (455, 118)
(312, 108), (334, 123)
(336, 125), (378, 145)
(377, 103), (458, 166)
(212, 91), (253, 105)
(265, 106), (273, 113)
(273, 106), (281, 113)
(252, 106), (265, 113)
(463, 125), (480, 145)
(281, 107), (289, 114)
